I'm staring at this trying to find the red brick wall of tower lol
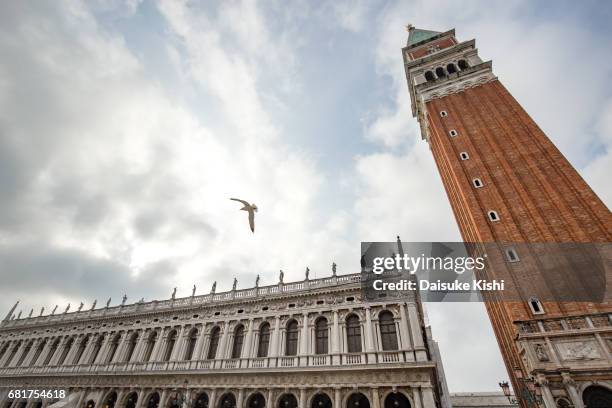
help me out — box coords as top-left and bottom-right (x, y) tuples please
(423, 79), (612, 392)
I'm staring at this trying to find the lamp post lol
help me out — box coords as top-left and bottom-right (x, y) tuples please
(499, 367), (543, 407)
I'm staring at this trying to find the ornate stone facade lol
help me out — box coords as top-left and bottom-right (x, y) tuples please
(0, 274), (449, 408)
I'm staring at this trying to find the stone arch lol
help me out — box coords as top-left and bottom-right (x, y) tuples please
(308, 392), (332, 408)
(276, 393), (298, 408)
(184, 327), (199, 360)
(122, 392), (139, 408)
(166, 391), (184, 408)
(246, 392), (266, 408)
(582, 384), (612, 408)
(86, 400), (96, 408)
(219, 392), (236, 408)
(101, 391), (118, 408)
(193, 392), (209, 408)
(380, 390), (412, 408)
(345, 393), (371, 408)
(144, 392), (161, 408)
(458, 59), (468, 70)
(424, 71), (435, 82)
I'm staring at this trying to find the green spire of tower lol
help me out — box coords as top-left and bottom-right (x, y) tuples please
(406, 24), (441, 47)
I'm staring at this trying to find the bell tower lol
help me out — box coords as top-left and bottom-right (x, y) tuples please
(402, 26), (612, 408)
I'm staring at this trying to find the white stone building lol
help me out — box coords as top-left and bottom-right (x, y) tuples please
(0, 273), (450, 408)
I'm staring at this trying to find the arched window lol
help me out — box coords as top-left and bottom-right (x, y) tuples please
(315, 318), (328, 355)
(57, 338), (73, 365)
(447, 63), (457, 74)
(143, 331), (157, 362)
(231, 325), (245, 359)
(184, 329), (198, 360)
(379, 311), (399, 351)
(435, 67), (446, 78)
(582, 385), (612, 408)
(72, 337), (88, 365)
(45, 340), (59, 366)
(529, 297), (545, 315)
(4, 341), (20, 367)
(0, 343), (8, 363)
(458, 59), (469, 70)
(89, 336), (103, 364)
(257, 323), (271, 357)
(124, 333), (138, 362)
(207, 327), (221, 360)
(16, 341), (33, 366)
(106, 334), (121, 363)
(424, 71), (435, 82)
(164, 330), (177, 362)
(488, 210), (500, 222)
(346, 315), (362, 353)
(285, 320), (298, 356)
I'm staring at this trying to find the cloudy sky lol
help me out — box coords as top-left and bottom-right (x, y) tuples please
(1, 0), (611, 392)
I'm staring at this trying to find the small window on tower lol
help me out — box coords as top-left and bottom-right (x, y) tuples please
(449, 129), (458, 137)
(424, 71), (435, 82)
(473, 178), (483, 188)
(440, 110), (448, 117)
(447, 63), (457, 74)
(528, 297), (545, 315)
(460, 152), (469, 160)
(505, 248), (520, 263)
(458, 59), (469, 70)
(435, 67), (446, 78)
(488, 210), (500, 222)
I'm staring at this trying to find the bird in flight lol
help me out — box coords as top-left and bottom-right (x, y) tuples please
(230, 198), (258, 233)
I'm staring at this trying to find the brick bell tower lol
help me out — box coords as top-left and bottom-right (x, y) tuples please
(402, 26), (612, 408)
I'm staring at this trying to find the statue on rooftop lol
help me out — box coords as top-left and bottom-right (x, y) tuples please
(211, 281), (217, 294)
(91, 300), (97, 310)
(39, 307), (44, 316)
(171, 287), (177, 300)
(332, 262), (337, 276)
(64, 304), (70, 314)
(28, 309), (33, 318)
(192, 285), (196, 297)
(305, 267), (310, 280)
(16, 311), (22, 319)
(51, 305), (58, 315)
(279, 270), (284, 284)
(232, 277), (238, 291)
(122, 294), (127, 305)
(78, 302), (84, 312)
(255, 274), (260, 287)
(105, 298), (111, 308)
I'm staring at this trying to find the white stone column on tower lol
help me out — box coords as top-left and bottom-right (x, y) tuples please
(21, 339), (41, 367)
(561, 373), (584, 408)
(331, 310), (340, 365)
(112, 332), (130, 363)
(270, 316), (281, 358)
(0, 341), (14, 366)
(75, 389), (87, 408)
(49, 336), (69, 366)
(135, 388), (147, 408)
(209, 390), (217, 408)
(65, 336), (83, 365)
(78, 335), (97, 365)
(535, 375), (557, 408)
(364, 307), (376, 363)
(406, 303), (426, 361)
(159, 390), (169, 408)
(93, 334), (112, 365)
(267, 390), (274, 408)
(9, 341), (28, 367)
(398, 304), (412, 351)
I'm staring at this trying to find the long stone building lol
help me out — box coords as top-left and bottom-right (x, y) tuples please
(0, 273), (449, 408)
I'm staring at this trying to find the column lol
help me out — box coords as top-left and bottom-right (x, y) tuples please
(219, 323), (231, 360)
(49, 337), (68, 366)
(331, 310), (340, 365)
(398, 304), (412, 351)
(150, 329), (165, 361)
(135, 389), (147, 408)
(561, 373), (584, 408)
(65, 337), (82, 365)
(420, 386), (435, 408)
(267, 390), (274, 408)
(193, 325), (208, 361)
(95, 388), (107, 408)
(299, 389), (306, 408)
(112, 332), (130, 363)
(299, 313), (309, 364)
(364, 308), (375, 363)
(535, 376), (556, 408)
(270, 317), (281, 357)
(411, 389), (422, 408)
(0, 341), (14, 366)
(236, 389), (244, 408)
(159, 390), (169, 408)
(81, 335), (99, 365)
(370, 388), (380, 408)
(75, 389), (87, 408)
(94, 335), (112, 364)
(243, 319), (255, 360)
(406, 303), (426, 361)
(116, 391), (126, 408)
(132, 330), (148, 362)
(334, 389), (341, 408)
(35, 339), (54, 366)
(9, 342), (27, 367)
(209, 390), (217, 408)
(170, 326), (187, 361)
(22, 339), (42, 367)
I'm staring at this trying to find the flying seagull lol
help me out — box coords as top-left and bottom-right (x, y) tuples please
(230, 198), (258, 233)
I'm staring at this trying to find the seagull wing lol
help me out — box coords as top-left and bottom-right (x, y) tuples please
(230, 198), (250, 207)
(248, 209), (255, 233)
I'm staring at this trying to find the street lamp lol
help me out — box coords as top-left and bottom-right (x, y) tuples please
(499, 368), (543, 407)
